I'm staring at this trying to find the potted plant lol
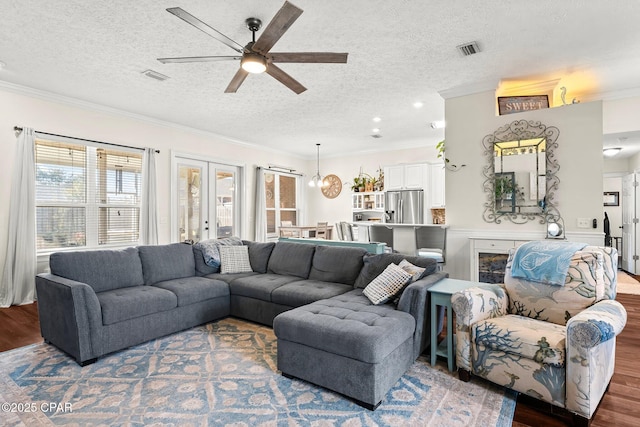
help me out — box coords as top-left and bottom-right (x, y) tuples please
(494, 175), (516, 200)
(351, 176), (365, 192)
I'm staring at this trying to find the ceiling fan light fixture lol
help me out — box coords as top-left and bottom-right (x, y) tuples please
(241, 53), (267, 73)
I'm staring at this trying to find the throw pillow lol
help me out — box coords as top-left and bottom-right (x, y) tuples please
(363, 263), (413, 305)
(219, 245), (253, 274)
(398, 259), (426, 283)
(194, 236), (243, 271)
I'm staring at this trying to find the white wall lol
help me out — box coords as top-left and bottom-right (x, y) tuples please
(444, 90), (604, 280)
(603, 95), (640, 134)
(305, 146), (441, 227)
(0, 86), (311, 270)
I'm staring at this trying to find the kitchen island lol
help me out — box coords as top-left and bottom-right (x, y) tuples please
(354, 223), (448, 256)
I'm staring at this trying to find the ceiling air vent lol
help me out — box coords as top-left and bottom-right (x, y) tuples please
(141, 69), (169, 81)
(370, 134), (382, 139)
(457, 41), (480, 56)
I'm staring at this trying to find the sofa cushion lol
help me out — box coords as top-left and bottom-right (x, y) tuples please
(267, 242), (316, 279)
(138, 243), (196, 285)
(229, 274), (300, 301)
(354, 253), (437, 289)
(363, 263), (413, 305)
(49, 247), (143, 293)
(273, 289), (415, 364)
(271, 279), (353, 307)
(205, 271), (258, 284)
(308, 245), (367, 285)
(193, 245), (217, 276)
(97, 286), (178, 325)
(473, 314), (566, 367)
(152, 277), (229, 307)
(243, 240), (276, 274)
(220, 245), (253, 274)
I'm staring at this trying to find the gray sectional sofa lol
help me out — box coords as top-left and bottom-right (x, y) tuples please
(36, 240), (446, 408)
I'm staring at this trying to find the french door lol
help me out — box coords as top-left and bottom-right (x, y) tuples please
(174, 157), (241, 243)
(622, 172), (636, 273)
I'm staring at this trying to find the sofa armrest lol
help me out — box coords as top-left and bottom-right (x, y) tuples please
(565, 299), (627, 418)
(567, 299), (627, 349)
(451, 284), (509, 372)
(397, 271), (448, 359)
(36, 273), (103, 364)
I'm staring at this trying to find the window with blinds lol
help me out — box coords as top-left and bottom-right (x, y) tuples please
(35, 139), (143, 251)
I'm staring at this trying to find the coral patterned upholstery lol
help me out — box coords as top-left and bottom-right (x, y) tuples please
(452, 244), (626, 424)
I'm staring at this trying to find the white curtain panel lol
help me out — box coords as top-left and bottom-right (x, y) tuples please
(254, 167), (267, 242)
(140, 148), (158, 245)
(0, 128), (36, 307)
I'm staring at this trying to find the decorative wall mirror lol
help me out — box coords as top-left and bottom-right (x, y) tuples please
(482, 120), (561, 225)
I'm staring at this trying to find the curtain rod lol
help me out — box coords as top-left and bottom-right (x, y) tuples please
(264, 164), (302, 176)
(13, 126), (160, 154)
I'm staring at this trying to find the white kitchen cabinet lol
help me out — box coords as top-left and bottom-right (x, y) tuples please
(384, 164), (427, 190)
(352, 192), (384, 211)
(384, 166), (405, 190)
(429, 163), (445, 207)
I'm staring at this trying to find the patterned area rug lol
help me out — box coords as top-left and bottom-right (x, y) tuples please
(617, 271), (640, 295)
(0, 318), (515, 426)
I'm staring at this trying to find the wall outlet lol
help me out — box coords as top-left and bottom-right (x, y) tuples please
(577, 218), (591, 228)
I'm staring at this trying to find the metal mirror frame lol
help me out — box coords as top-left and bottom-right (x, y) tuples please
(482, 119), (561, 224)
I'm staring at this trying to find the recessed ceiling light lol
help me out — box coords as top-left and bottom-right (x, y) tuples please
(413, 102), (424, 108)
(372, 128), (380, 133)
(430, 120), (446, 129)
(0, 61), (6, 70)
(373, 117), (381, 122)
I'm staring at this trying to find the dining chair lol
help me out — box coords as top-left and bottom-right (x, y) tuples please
(369, 224), (394, 253)
(315, 222), (329, 239)
(334, 222), (344, 240)
(279, 220), (300, 238)
(340, 222), (354, 241)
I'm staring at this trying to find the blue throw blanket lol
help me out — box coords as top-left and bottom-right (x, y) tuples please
(510, 241), (587, 286)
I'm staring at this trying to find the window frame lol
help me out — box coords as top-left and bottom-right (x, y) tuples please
(34, 136), (144, 255)
(264, 170), (302, 239)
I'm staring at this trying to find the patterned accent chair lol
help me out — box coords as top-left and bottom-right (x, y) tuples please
(452, 246), (626, 426)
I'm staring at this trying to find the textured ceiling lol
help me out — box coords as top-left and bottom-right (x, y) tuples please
(2, 0), (640, 158)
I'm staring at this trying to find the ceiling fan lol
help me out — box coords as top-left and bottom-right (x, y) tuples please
(157, 1), (348, 94)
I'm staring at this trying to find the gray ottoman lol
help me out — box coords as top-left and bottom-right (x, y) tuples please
(273, 289), (416, 409)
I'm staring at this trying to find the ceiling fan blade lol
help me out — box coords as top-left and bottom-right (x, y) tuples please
(269, 52), (348, 63)
(266, 63), (306, 94)
(252, 1), (303, 55)
(224, 68), (250, 93)
(158, 56), (241, 64)
(166, 7), (246, 54)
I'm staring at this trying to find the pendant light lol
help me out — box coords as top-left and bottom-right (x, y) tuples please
(308, 143), (326, 187)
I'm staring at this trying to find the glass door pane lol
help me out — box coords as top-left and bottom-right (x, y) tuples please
(177, 161), (208, 243)
(214, 168), (236, 238)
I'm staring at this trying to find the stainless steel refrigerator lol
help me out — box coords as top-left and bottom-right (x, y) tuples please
(384, 190), (424, 224)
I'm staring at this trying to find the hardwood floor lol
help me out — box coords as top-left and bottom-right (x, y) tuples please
(1, 295), (638, 426)
(0, 302), (41, 352)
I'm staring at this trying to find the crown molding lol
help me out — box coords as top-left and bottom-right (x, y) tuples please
(0, 80), (306, 159)
(497, 78), (561, 96)
(438, 79), (500, 100)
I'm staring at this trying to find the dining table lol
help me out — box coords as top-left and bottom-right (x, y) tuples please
(279, 225), (333, 240)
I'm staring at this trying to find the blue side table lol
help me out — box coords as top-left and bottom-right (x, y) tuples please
(429, 278), (483, 372)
